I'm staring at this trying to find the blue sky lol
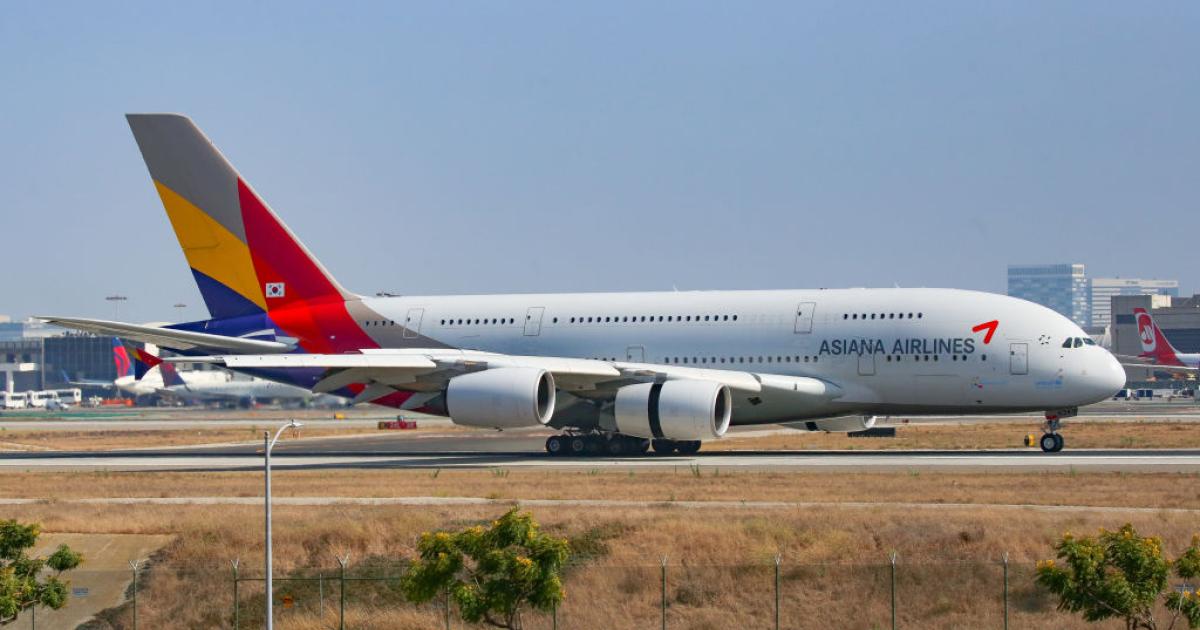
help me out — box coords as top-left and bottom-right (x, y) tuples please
(2, 2), (1197, 323)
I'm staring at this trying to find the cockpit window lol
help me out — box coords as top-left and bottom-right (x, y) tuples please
(1074, 337), (1084, 348)
(1062, 338), (1073, 348)
(1083, 337), (1096, 346)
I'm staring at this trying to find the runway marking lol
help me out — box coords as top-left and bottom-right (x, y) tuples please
(0, 496), (1194, 515)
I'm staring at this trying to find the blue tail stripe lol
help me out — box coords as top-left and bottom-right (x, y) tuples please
(191, 268), (265, 319)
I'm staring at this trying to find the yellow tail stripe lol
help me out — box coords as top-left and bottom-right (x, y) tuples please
(153, 180), (267, 311)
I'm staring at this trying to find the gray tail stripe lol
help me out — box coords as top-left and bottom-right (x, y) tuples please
(647, 383), (664, 439)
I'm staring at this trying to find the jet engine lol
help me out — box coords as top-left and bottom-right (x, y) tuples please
(613, 380), (732, 441)
(446, 368), (556, 429)
(802, 415), (877, 432)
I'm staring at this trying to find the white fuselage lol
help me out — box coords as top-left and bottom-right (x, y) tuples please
(346, 287), (1125, 424)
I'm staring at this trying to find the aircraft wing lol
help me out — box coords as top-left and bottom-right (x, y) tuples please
(1119, 362), (1200, 372)
(37, 316), (291, 354)
(171, 349), (843, 406)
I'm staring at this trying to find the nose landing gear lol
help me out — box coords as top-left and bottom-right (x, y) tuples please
(1029, 410), (1074, 453)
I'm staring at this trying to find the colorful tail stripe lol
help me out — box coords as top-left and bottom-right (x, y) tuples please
(111, 338), (132, 378)
(127, 114), (378, 355)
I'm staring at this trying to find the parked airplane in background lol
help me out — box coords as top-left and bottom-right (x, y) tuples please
(42, 114), (1126, 453)
(66, 338), (339, 405)
(1126, 308), (1200, 371)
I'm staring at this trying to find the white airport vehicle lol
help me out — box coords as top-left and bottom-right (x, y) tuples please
(1, 391), (28, 410)
(42, 114), (1127, 453)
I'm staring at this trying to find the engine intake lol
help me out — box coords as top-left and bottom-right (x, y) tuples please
(446, 368), (556, 429)
(614, 380), (732, 441)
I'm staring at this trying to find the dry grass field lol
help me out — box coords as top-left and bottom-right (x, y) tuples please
(0, 425), (446, 451)
(4, 468), (1200, 629)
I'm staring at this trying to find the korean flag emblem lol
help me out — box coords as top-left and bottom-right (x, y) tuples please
(265, 282), (286, 299)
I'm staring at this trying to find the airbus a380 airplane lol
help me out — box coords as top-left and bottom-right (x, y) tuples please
(43, 114), (1125, 454)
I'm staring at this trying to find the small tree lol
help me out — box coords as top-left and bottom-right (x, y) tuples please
(0, 519), (83, 625)
(401, 507), (568, 629)
(1036, 523), (1200, 630)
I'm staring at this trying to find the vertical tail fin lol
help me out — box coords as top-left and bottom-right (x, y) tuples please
(128, 344), (162, 381)
(125, 114), (354, 320)
(1133, 308), (1184, 366)
(111, 338), (133, 378)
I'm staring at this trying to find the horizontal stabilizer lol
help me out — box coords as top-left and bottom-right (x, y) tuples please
(38, 316), (291, 354)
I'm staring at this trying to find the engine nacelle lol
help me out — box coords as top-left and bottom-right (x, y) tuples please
(803, 415), (877, 433)
(446, 368), (556, 429)
(613, 380), (732, 441)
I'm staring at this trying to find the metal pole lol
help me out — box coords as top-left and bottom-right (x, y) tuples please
(890, 552), (897, 630)
(1003, 553), (1009, 630)
(264, 430), (272, 630)
(30, 600), (34, 630)
(338, 555), (348, 630)
(444, 589), (451, 630)
(319, 573), (324, 620)
(661, 558), (669, 630)
(232, 559), (240, 630)
(774, 555), (781, 630)
(130, 560), (139, 630)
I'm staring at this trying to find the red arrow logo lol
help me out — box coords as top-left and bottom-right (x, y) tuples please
(972, 320), (999, 344)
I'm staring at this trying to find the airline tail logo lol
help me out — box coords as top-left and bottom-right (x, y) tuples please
(1133, 307), (1183, 366)
(1136, 310), (1156, 353)
(111, 338), (132, 378)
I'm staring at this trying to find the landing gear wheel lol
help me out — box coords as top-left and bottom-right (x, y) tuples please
(606, 437), (627, 456)
(676, 440), (702, 455)
(568, 436), (587, 455)
(634, 438), (651, 454)
(1039, 433), (1064, 453)
(652, 439), (678, 455)
(546, 436), (565, 456)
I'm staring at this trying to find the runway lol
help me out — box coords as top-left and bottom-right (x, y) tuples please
(3, 444), (1199, 472)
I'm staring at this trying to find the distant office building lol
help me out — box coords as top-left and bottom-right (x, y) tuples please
(1007, 264), (1090, 327)
(1089, 278), (1178, 328)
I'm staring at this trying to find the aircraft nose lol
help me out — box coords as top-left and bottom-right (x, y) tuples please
(1086, 350), (1127, 401)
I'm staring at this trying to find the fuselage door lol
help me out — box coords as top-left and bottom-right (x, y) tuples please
(1009, 343), (1029, 375)
(524, 307), (545, 336)
(403, 308), (424, 339)
(626, 345), (645, 362)
(794, 302), (816, 333)
(858, 351), (876, 376)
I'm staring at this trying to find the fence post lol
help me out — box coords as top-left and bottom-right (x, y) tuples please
(1002, 552), (1009, 630)
(444, 590), (451, 630)
(890, 552), (897, 630)
(129, 559), (140, 630)
(319, 573), (324, 620)
(774, 554), (781, 630)
(337, 555), (349, 630)
(231, 559), (239, 630)
(660, 556), (668, 630)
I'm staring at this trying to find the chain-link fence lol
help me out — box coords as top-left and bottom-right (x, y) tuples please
(7, 556), (1183, 629)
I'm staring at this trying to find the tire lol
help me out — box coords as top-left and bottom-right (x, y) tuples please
(634, 438), (651, 454)
(606, 438), (626, 456)
(1039, 433), (1058, 453)
(676, 440), (702, 455)
(652, 439), (678, 455)
(568, 436), (587, 455)
(546, 436), (564, 456)
(1052, 433), (1065, 452)
(584, 435), (603, 455)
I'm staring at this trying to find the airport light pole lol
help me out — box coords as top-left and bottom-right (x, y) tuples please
(105, 294), (127, 320)
(264, 419), (302, 630)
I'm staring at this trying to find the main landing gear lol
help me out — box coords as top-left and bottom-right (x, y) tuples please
(544, 433), (702, 457)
